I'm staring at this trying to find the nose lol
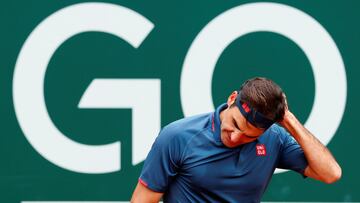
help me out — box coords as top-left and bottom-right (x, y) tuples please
(230, 130), (243, 143)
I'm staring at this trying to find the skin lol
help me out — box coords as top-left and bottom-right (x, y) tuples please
(219, 93), (265, 148)
(131, 91), (342, 203)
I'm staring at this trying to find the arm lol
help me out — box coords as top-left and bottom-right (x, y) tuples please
(279, 110), (342, 184)
(131, 125), (183, 202)
(131, 182), (163, 203)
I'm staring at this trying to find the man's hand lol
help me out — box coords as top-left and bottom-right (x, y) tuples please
(278, 93), (289, 125)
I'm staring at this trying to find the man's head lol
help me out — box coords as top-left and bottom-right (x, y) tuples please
(220, 77), (286, 148)
(237, 77), (286, 123)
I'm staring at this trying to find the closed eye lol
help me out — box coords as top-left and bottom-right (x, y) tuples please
(233, 119), (244, 132)
(244, 134), (258, 139)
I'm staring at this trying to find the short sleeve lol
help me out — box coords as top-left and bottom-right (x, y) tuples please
(277, 127), (308, 176)
(139, 125), (183, 192)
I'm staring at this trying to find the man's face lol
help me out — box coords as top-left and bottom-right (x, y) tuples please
(220, 105), (265, 148)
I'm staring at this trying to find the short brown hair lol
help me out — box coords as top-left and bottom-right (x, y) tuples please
(238, 77), (286, 122)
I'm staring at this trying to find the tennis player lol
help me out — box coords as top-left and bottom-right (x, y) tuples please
(131, 77), (341, 203)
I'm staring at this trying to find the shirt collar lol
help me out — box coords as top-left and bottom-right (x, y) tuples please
(212, 103), (228, 142)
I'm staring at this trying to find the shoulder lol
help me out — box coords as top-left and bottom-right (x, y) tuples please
(154, 113), (211, 147)
(266, 124), (287, 136)
(260, 124), (293, 145)
(161, 113), (211, 138)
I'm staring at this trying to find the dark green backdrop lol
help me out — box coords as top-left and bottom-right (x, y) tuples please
(1, 0), (359, 202)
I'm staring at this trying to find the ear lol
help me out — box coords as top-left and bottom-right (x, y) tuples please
(227, 91), (238, 106)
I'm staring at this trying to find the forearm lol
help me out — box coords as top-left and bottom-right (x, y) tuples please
(280, 111), (342, 183)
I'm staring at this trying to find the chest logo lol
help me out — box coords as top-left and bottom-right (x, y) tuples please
(256, 144), (266, 156)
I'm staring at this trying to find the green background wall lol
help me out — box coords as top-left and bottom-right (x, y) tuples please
(1, 0), (359, 202)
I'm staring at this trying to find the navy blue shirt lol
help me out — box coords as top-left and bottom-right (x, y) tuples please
(139, 104), (308, 202)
